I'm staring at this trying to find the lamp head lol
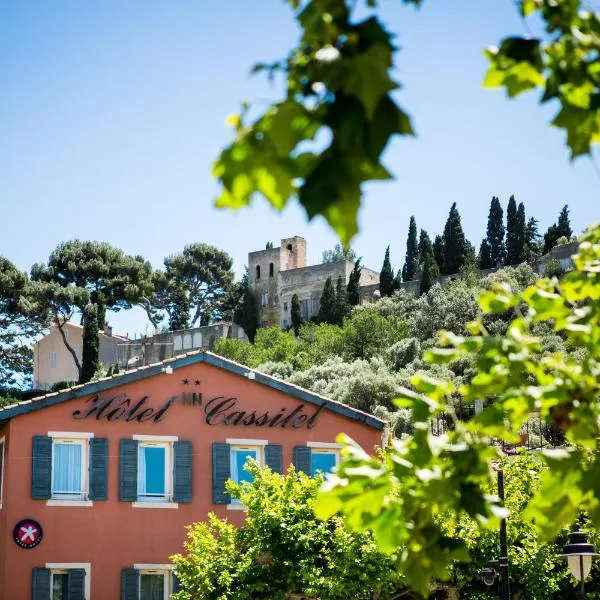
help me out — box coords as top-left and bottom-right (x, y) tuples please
(560, 531), (599, 582)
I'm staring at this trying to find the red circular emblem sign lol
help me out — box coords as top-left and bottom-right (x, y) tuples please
(13, 519), (43, 549)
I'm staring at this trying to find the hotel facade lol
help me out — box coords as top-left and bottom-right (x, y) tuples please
(0, 351), (385, 600)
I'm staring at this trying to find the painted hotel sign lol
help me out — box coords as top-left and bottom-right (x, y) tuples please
(72, 393), (325, 429)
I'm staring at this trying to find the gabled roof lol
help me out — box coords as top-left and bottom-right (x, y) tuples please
(0, 351), (385, 430)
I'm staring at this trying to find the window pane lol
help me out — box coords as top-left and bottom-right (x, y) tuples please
(138, 446), (166, 496)
(53, 443), (82, 495)
(311, 452), (337, 476)
(140, 574), (165, 600)
(233, 449), (257, 485)
(52, 573), (68, 600)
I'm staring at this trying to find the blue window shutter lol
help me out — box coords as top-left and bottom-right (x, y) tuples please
(67, 568), (86, 600)
(32, 436), (52, 500)
(121, 568), (139, 600)
(173, 440), (192, 503)
(32, 567), (50, 600)
(119, 439), (138, 502)
(265, 445), (283, 474)
(89, 438), (108, 501)
(293, 446), (311, 474)
(212, 443), (231, 504)
(172, 572), (183, 594)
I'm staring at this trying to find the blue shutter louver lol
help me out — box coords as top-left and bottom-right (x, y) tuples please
(121, 568), (139, 600)
(89, 438), (108, 501)
(265, 445), (283, 474)
(119, 439), (138, 502)
(32, 568), (50, 600)
(212, 443), (231, 504)
(173, 440), (192, 503)
(293, 446), (312, 474)
(67, 568), (86, 600)
(31, 436), (52, 500)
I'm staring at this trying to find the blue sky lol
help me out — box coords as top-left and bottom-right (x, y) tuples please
(1, 0), (598, 337)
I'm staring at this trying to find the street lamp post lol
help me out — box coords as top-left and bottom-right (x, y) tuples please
(560, 530), (599, 599)
(480, 469), (510, 599)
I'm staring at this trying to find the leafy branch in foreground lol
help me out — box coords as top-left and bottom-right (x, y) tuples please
(214, 0), (598, 243)
(315, 223), (600, 595)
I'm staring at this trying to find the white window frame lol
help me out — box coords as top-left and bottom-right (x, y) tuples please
(46, 562), (91, 600)
(47, 432), (93, 507)
(50, 351), (57, 369)
(132, 435), (178, 509)
(135, 564), (173, 600)
(307, 442), (342, 477)
(227, 441), (265, 511)
(0, 436), (4, 510)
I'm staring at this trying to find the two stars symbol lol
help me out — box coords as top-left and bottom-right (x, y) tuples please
(182, 378), (201, 386)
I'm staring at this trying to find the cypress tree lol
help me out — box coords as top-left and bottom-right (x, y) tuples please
(80, 304), (100, 384)
(318, 277), (336, 324)
(113, 362), (120, 375)
(347, 259), (362, 306)
(379, 246), (395, 297)
(402, 216), (419, 282)
(233, 271), (259, 342)
(418, 235), (439, 296)
(333, 276), (349, 325)
(393, 269), (402, 292)
(525, 217), (541, 260)
(505, 195), (519, 265)
(478, 239), (493, 269)
(516, 202), (527, 263)
(417, 230), (430, 270)
(432, 235), (445, 274)
(169, 283), (190, 331)
(485, 196), (505, 267)
(556, 205), (572, 239)
(543, 224), (558, 254)
(442, 203), (467, 275)
(291, 293), (302, 335)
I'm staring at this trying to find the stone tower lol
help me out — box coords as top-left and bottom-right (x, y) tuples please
(248, 237), (307, 327)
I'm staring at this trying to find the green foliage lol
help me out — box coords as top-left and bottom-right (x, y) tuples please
(172, 463), (405, 600)
(321, 243), (357, 264)
(347, 258), (362, 306)
(0, 257), (45, 385)
(315, 223), (600, 595)
(403, 216), (419, 282)
(505, 195), (519, 265)
(544, 205), (573, 254)
(484, 1), (600, 159)
(168, 283), (190, 331)
(379, 245), (395, 297)
(80, 304), (99, 384)
(290, 293), (302, 335)
(419, 251), (435, 296)
(478, 239), (492, 270)
(544, 258), (564, 277)
(442, 202), (468, 275)
(318, 276), (337, 324)
(432, 234), (445, 274)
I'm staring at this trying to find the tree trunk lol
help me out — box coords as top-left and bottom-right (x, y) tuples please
(55, 314), (82, 380)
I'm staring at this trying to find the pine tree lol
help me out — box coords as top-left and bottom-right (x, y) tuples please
(379, 246), (395, 297)
(402, 216), (419, 282)
(333, 276), (349, 325)
(318, 277), (336, 324)
(291, 293), (302, 335)
(80, 304), (100, 384)
(432, 235), (445, 274)
(485, 196), (505, 267)
(347, 259), (362, 306)
(505, 195), (519, 265)
(478, 239), (493, 269)
(516, 202), (527, 263)
(442, 203), (467, 275)
(556, 205), (572, 239)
